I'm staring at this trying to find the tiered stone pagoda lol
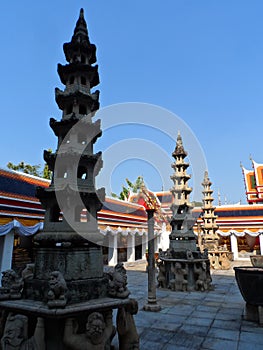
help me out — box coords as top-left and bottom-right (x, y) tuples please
(169, 132), (196, 252)
(200, 171), (219, 250)
(200, 171), (232, 269)
(158, 132), (212, 292)
(0, 9), (139, 349)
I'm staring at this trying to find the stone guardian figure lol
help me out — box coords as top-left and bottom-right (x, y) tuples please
(0, 313), (45, 350)
(63, 311), (115, 349)
(117, 299), (139, 350)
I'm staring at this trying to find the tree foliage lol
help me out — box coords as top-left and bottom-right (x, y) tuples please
(111, 176), (144, 200)
(7, 150), (52, 180)
(7, 161), (42, 176)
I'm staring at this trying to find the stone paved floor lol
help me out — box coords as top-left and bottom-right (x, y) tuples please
(114, 260), (263, 350)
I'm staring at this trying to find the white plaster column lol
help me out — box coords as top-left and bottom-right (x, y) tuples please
(127, 232), (135, 262)
(259, 234), (263, 255)
(142, 231), (148, 259)
(108, 232), (118, 266)
(230, 233), (239, 260)
(155, 232), (160, 251)
(160, 223), (169, 251)
(0, 230), (15, 286)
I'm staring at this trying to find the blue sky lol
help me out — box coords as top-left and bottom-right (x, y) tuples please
(1, 1), (263, 203)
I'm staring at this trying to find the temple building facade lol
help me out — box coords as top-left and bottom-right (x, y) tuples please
(0, 168), (165, 276)
(2, 156), (263, 277)
(2, 163), (263, 277)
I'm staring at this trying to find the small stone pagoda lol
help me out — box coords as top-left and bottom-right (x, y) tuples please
(199, 171), (232, 269)
(0, 9), (139, 349)
(158, 132), (212, 292)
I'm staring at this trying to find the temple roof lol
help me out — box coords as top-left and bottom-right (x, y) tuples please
(241, 160), (263, 204)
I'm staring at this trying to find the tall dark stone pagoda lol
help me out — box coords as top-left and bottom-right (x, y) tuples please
(169, 132), (196, 252)
(158, 133), (212, 292)
(0, 9), (139, 349)
(34, 7), (106, 291)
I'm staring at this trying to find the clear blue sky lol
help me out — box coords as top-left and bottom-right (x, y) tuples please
(1, 1), (263, 204)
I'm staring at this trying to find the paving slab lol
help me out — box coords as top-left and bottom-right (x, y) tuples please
(124, 260), (263, 350)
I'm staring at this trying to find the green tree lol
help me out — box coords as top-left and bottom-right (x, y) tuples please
(42, 163), (52, 180)
(7, 149), (53, 180)
(111, 176), (144, 200)
(7, 161), (42, 177)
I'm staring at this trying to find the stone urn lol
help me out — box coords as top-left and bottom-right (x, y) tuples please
(234, 266), (263, 325)
(250, 255), (263, 268)
(234, 266), (263, 307)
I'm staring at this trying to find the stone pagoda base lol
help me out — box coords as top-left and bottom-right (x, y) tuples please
(158, 251), (212, 292)
(208, 250), (233, 270)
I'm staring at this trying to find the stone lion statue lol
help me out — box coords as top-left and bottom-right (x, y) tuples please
(47, 271), (68, 308)
(0, 269), (23, 300)
(108, 263), (130, 299)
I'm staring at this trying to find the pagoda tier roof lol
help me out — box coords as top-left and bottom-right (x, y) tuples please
(171, 162), (189, 169)
(170, 173), (191, 180)
(50, 116), (78, 134)
(44, 150), (102, 167)
(63, 41), (97, 64)
(202, 188), (213, 193)
(202, 181), (212, 187)
(170, 188), (192, 194)
(172, 147), (188, 158)
(49, 117), (102, 141)
(203, 196), (214, 201)
(202, 206), (217, 211)
(201, 214), (218, 219)
(36, 184), (105, 200)
(57, 63), (99, 87)
(55, 88), (99, 112)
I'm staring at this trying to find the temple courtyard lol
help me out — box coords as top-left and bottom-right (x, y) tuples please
(116, 260), (263, 350)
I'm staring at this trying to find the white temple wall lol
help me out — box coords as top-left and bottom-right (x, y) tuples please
(127, 234), (135, 262)
(230, 234), (239, 260)
(0, 230), (14, 286)
(142, 233), (148, 259)
(108, 233), (118, 266)
(159, 223), (170, 251)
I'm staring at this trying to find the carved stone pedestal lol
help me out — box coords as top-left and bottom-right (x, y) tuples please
(159, 257), (212, 292)
(0, 297), (139, 349)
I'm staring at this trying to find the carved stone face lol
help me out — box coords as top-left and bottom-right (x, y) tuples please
(49, 272), (59, 286)
(1, 317), (25, 349)
(175, 262), (182, 269)
(86, 313), (105, 345)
